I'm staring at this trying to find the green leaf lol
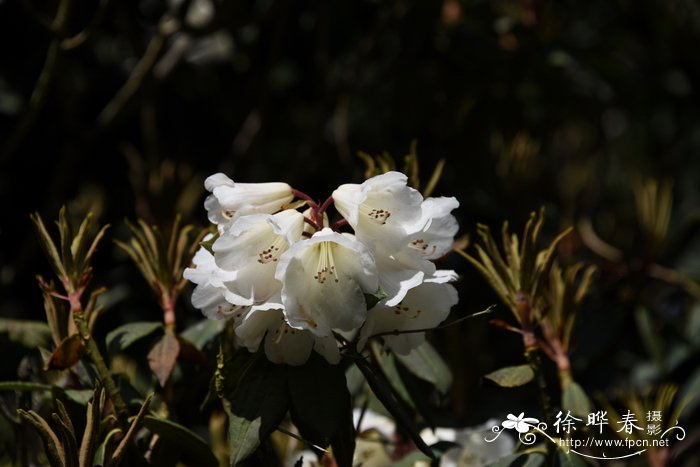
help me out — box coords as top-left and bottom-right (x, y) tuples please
(106, 321), (162, 351)
(0, 381), (53, 392)
(64, 389), (94, 405)
(484, 364), (534, 387)
(221, 355), (289, 465)
(561, 381), (593, 418)
(142, 415), (217, 467)
(354, 355), (435, 460)
(45, 334), (84, 370)
(372, 347), (414, 409)
(147, 330), (180, 387)
(395, 341), (453, 394)
(364, 287), (388, 310)
(556, 446), (588, 467)
(0, 318), (52, 348)
(487, 453), (523, 467)
(180, 319), (225, 350)
(522, 453), (546, 467)
(287, 354), (355, 467)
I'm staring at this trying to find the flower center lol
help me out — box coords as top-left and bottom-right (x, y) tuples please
(409, 238), (437, 256)
(257, 235), (287, 264)
(359, 204), (391, 224)
(312, 242), (339, 284)
(392, 302), (422, 319)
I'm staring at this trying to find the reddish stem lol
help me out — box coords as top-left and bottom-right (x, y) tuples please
(291, 189), (318, 209)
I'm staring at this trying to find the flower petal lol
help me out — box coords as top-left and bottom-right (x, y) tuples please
(276, 228), (378, 336)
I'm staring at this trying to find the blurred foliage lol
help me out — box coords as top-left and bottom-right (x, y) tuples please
(2, 0), (700, 465)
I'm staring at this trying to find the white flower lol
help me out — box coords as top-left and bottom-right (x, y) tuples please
(212, 209), (304, 306)
(332, 171), (424, 253)
(276, 228), (378, 336)
(204, 173), (294, 230)
(235, 304), (340, 365)
(405, 196), (459, 261)
(359, 276), (458, 354)
(420, 419), (515, 467)
(183, 241), (245, 321)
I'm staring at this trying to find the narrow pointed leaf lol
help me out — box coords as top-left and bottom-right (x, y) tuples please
(31, 212), (67, 280)
(79, 387), (104, 467)
(18, 409), (66, 467)
(0, 317), (52, 348)
(107, 394), (153, 467)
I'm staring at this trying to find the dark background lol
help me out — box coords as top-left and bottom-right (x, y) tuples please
(2, 0), (700, 461)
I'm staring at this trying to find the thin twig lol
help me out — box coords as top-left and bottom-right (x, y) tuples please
(370, 305), (495, 339)
(277, 427), (328, 452)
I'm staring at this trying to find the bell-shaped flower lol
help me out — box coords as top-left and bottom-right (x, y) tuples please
(406, 196), (460, 260)
(204, 173), (294, 230)
(332, 171), (424, 253)
(373, 196), (459, 306)
(212, 209), (304, 306)
(183, 238), (248, 322)
(358, 274), (458, 354)
(235, 301), (340, 365)
(276, 228), (378, 336)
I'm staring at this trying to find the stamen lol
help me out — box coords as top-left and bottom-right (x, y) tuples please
(359, 204), (391, 224)
(312, 242), (340, 284)
(409, 238), (437, 256)
(257, 236), (286, 264)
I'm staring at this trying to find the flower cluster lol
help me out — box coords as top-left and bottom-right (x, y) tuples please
(184, 171), (459, 365)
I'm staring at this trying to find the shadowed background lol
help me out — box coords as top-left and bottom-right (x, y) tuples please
(2, 0), (700, 462)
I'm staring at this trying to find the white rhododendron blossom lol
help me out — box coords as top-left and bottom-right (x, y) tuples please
(185, 171), (460, 365)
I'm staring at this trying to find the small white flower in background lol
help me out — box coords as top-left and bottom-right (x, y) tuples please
(420, 420), (516, 467)
(185, 171), (460, 365)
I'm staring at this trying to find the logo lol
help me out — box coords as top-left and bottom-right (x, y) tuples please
(484, 411), (686, 460)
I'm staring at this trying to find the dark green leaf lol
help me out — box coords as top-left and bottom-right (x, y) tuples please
(142, 415), (217, 467)
(0, 318), (52, 348)
(354, 355), (435, 459)
(64, 389), (94, 406)
(220, 355), (289, 465)
(45, 334), (84, 370)
(180, 319), (225, 349)
(0, 381), (53, 392)
(487, 453), (523, 467)
(561, 381), (592, 418)
(106, 321), (162, 352)
(484, 364), (534, 387)
(522, 453), (546, 467)
(287, 354), (355, 467)
(364, 287), (388, 310)
(372, 347), (414, 409)
(147, 330), (180, 387)
(556, 446), (588, 467)
(395, 341), (453, 394)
